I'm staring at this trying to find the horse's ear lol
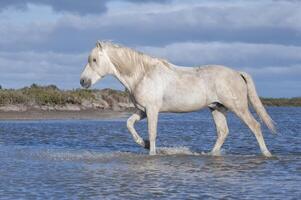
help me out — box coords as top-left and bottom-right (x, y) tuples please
(96, 40), (102, 50)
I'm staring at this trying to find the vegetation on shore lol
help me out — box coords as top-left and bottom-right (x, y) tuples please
(0, 84), (133, 111)
(0, 84), (300, 111)
(261, 97), (301, 107)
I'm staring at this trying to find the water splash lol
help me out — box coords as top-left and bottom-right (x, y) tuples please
(156, 146), (200, 155)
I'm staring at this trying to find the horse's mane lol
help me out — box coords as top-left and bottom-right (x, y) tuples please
(101, 41), (171, 76)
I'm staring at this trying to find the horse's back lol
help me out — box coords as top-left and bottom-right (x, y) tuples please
(135, 64), (248, 112)
(169, 64), (248, 110)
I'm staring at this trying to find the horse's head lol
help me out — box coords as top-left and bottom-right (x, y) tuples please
(80, 41), (114, 88)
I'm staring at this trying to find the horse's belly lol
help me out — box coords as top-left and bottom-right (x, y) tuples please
(161, 87), (207, 112)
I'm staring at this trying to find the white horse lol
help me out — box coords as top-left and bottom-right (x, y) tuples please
(80, 41), (276, 157)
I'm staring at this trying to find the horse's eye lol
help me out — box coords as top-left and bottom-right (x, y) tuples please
(93, 58), (96, 62)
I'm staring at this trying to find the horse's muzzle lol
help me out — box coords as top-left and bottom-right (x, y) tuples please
(80, 78), (91, 88)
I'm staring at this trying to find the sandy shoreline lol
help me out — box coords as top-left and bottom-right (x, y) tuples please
(0, 110), (132, 120)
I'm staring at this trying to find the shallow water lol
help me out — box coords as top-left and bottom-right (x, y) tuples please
(0, 107), (301, 199)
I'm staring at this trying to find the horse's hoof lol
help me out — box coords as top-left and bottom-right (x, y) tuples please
(263, 151), (273, 157)
(136, 138), (146, 148)
(202, 151), (222, 156)
(209, 151), (222, 156)
(144, 139), (150, 149)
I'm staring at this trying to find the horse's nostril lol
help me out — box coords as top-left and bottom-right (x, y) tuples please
(80, 78), (91, 88)
(80, 79), (85, 85)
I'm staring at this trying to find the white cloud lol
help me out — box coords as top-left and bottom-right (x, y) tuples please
(0, 0), (300, 96)
(0, 51), (84, 88)
(0, 51), (123, 90)
(1, 0), (301, 51)
(138, 42), (301, 69)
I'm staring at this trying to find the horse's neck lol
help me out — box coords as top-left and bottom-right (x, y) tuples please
(113, 70), (136, 93)
(106, 46), (184, 94)
(106, 47), (153, 93)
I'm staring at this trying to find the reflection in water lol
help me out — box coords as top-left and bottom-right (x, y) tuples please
(0, 107), (301, 199)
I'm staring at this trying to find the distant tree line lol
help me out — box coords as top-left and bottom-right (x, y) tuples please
(0, 83), (131, 106)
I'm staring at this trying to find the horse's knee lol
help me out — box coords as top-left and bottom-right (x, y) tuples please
(149, 134), (157, 142)
(250, 120), (261, 133)
(254, 121), (261, 130)
(216, 122), (229, 139)
(126, 118), (134, 130)
(217, 129), (227, 137)
(222, 124), (229, 134)
(126, 114), (139, 129)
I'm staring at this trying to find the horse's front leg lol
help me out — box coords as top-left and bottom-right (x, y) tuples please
(127, 110), (147, 148)
(146, 107), (159, 155)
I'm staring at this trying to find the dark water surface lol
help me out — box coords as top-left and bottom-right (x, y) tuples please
(0, 107), (300, 199)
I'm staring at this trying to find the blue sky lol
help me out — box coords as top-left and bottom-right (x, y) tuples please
(0, 0), (300, 97)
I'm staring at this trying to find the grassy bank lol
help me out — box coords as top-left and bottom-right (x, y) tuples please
(261, 97), (301, 107)
(0, 84), (134, 111)
(0, 84), (300, 110)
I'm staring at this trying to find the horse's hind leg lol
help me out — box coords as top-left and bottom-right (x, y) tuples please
(210, 106), (229, 156)
(234, 108), (272, 157)
(127, 110), (147, 148)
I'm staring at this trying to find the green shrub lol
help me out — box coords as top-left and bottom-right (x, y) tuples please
(0, 90), (28, 105)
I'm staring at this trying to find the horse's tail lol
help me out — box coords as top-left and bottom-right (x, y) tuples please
(240, 72), (276, 133)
